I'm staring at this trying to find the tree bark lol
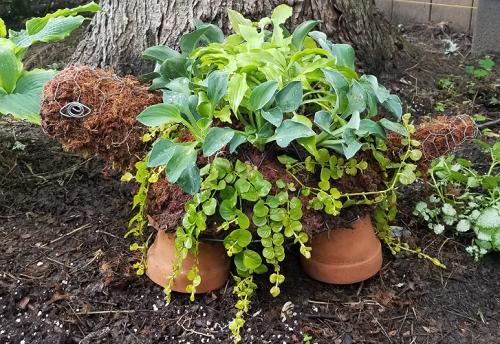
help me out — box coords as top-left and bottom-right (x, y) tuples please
(71, 0), (413, 76)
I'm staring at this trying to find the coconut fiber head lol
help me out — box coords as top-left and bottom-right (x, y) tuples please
(40, 64), (162, 171)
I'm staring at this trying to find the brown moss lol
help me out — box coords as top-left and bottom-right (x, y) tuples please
(387, 115), (477, 163)
(40, 64), (162, 171)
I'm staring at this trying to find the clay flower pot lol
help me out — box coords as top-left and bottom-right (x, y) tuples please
(146, 230), (231, 293)
(300, 214), (382, 284)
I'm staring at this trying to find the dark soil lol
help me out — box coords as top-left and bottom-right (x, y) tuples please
(1, 19), (500, 344)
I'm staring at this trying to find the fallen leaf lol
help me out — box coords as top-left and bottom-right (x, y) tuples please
(422, 326), (440, 333)
(46, 291), (70, 305)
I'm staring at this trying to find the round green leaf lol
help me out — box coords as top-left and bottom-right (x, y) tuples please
(230, 229), (252, 247)
(202, 198), (217, 216)
(257, 225), (271, 238)
(243, 250), (262, 270)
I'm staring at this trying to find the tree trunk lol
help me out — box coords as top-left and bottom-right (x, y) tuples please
(71, 0), (413, 76)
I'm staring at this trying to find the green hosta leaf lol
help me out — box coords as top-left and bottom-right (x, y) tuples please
(11, 15), (86, 53)
(0, 68), (55, 122)
(177, 164), (201, 195)
(148, 139), (176, 167)
(243, 250), (262, 270)
(271, 4), (292, 27)
(382, 94), (402, 119)
(0, 39), (23, 94)
(226, 8), (252, 35)
(160, 57), (191, 79)
(250, 81), (279, 111)
(0, 18), (6, 38)
(143, 45), (181, 64)
(193, 19), (224, 44)
(230, 133), (247, 153)
(228, 73), (248, 115)
(147, 76), (169, 91)
(207, 69), (228, 111)
(165, 142), (198, 183)
(313, 111), (334, 135)
(261, 107), (283, 127)
(239, 25), (263, 50)
(196, 92), (211, 118)
(180, 26), (210, 56)
(203, 127), (235, 157)
(342, 128), (363, 159)
(291, 20), (321, 49)
(270, 4), (292, 45)
(330, 43), (355, 70)
(162, 90), (191, 115)
(24, 2), (101, 35)
(322, 69), (349, 114)
(360, 74), (390, 103)
(197, 118), (212, 131)
(166, 77), (191, 96)
(275, 81), (303, 113)
(137, 103), (184, 127)
(379, 118), (408, 137)
(214, 105), (231, 123)
(270, 120), (315, 147)
(344, 80), (367, 117)
(358, 119), (387, 141)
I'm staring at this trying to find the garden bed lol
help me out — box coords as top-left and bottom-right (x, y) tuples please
(1, 20), (500, 344)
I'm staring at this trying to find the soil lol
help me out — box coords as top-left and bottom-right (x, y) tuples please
(1, 18), (500, 344)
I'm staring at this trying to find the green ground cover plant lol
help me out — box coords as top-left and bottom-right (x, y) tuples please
(414, 139), (500, 260)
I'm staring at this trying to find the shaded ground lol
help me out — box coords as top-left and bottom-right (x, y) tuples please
(1, 19), (500, 344)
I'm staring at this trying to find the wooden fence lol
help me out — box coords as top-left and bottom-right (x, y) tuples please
(374, 0), (477, 33)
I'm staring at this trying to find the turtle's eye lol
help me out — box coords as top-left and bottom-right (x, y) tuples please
(60, 102), (91, 118)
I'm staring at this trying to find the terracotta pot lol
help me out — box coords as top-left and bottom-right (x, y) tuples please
(146, 230), (231, 293)
(300, 214), (382, 284)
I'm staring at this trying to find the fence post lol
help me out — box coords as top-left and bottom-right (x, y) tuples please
(472, 0), (500, 55)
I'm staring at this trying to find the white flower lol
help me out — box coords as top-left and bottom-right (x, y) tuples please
(442, 203), (457, 216)
(434, 224), (445, 235)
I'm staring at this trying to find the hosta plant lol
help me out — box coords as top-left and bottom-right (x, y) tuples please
(124, 5), (436, 342)
(414, 139), (500, 260)
(0, 2), (102, 123)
